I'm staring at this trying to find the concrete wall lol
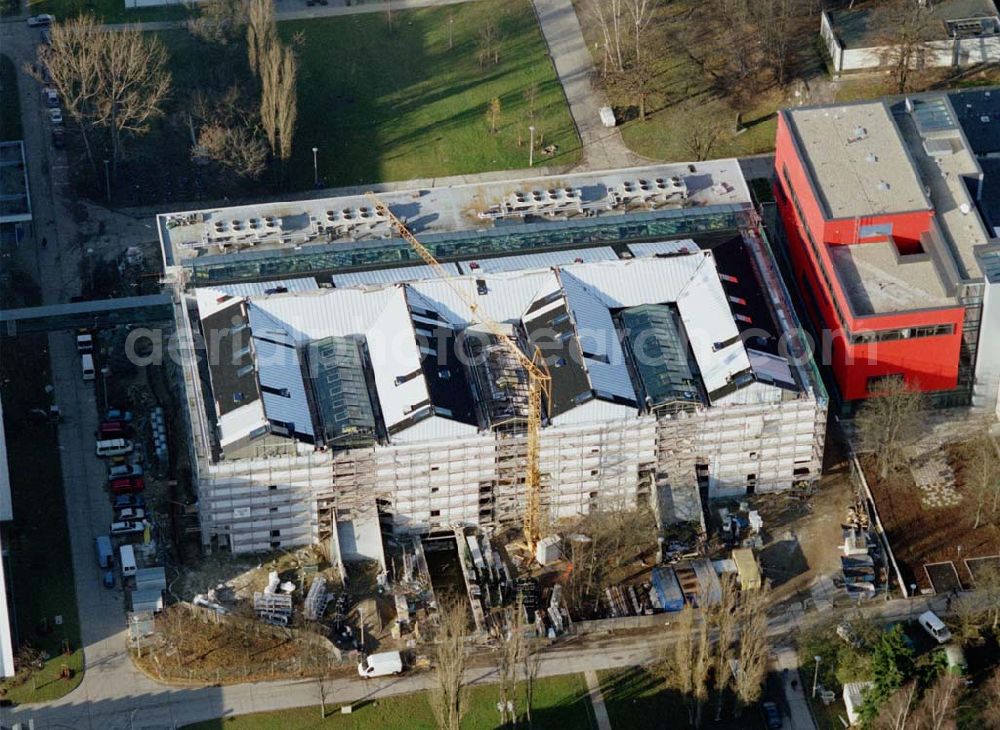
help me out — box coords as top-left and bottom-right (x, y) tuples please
(820, 12), (845, 73)
(975, 276), (1000, 415)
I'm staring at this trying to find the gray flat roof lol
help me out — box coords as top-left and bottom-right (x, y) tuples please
(829, 242), (952, 315)
(158, 161), (751, 268)
(829, 0), (1000, 48)
(787, 103), (930, 219)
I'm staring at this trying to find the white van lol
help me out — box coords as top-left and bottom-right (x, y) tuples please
(96, 438), (133, 457)
(918, 611), (952, 644)
(81, 353), (96, 381)
(119, 544), (137, 577)
(357, 651), (403, 678)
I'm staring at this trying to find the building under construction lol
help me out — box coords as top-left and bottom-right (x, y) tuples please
(158, 163), (828, 557)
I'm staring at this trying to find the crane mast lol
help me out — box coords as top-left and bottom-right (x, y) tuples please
(365, 192), (550, 552)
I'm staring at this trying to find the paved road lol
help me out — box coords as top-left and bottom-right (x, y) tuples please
(532, 0), (639, 171)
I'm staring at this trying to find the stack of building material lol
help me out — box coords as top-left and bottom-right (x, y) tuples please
(650, 567), (685, 612)
(732, 549), (762, 591)
(303, 576), (329, 621)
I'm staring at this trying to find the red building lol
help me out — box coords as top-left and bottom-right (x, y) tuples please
(774, 100), (975, 401)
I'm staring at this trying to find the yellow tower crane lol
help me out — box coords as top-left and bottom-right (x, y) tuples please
(365, 192), (551, 553)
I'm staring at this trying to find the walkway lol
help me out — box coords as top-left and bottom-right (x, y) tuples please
(584, 669), (613, 730)
(774, 646), (819, 730)
(531, 0), (638, 171)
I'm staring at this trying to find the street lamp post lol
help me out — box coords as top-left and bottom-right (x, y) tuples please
(812, 655), (821, 698)
(312, 147), (319, 187)
(529, 125), (535, 167)
(101, 367), (110, 411)
(103, 159), (111, 201)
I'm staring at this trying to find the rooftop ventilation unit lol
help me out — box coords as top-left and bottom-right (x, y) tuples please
(848, 126), (869, 143)
(877, 181), (891, 192)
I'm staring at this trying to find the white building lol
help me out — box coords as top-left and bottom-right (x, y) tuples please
(179, 239), (825, 555)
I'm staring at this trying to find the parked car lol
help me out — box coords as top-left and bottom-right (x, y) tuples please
(52, 128), (65, 149)
(106, 408), (134, 423)
(113, 493), (145, 510)
(102, 570), (116, 589)
(27, 13), (55, 26)
(918, 611), (952, 644)
(109, 520), (144, 536)
(109, 476), (144, 495)
(40, 28), (52, 44)
(48, 107), (63, 125)
(761, 701), (782, 730)
(97, 438), (133, 458)
(42, 87), (59, 107)
(357, 651), (404, 678)
(98, 420), (133, 439)
(115, 507), (145, 522)
(108, 463), (143, 480)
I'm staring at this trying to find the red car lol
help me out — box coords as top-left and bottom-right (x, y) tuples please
(98, 420), (132, 439)
(109, 476), (144, 495)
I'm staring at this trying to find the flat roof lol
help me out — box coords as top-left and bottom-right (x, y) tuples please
(951, 87), (1000, 155)
(829, 242), (953, 315)
(158, 161), (751, 268)
(787, 103), (930, 219)
(0, 141), (31, 224)
(828, 0), (999, 48)
(893, 97), (992, 280)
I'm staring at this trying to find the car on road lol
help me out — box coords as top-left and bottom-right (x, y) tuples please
(109, 519), (145, 535)
(761, 701), (782, 729)
(42, 87), (59, 107)
(102, 570), (116, 589)
(27, 13), (55, 26)
(52, 128), (65, 149)
(48, 107), (63, 125)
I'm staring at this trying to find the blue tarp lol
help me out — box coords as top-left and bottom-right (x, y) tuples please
(651, 567), (685, 612)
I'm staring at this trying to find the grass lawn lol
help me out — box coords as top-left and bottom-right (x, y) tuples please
(280, 1), (579, 188)
(0, 335), (84, 704)
(598, 666), (767, 730)
(0, 55), (22, 141)
(183, 672), (594, 729)
(26, 0), (192, 24)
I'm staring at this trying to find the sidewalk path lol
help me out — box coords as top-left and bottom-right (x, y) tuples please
(103, 0), (478, 30)
(774, 646), (819, 730)
(584, 669), (613, 730)
(531, 0), (639, 171)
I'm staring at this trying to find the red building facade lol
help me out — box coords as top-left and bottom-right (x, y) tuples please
(774, 108), (965, 401)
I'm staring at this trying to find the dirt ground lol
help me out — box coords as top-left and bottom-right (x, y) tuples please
(752, 436), (854, 603)
(865, 448), (1000, 592)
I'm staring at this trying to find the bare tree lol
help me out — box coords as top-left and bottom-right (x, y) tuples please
(983, 666), (1000, 730)
(960, 426), (1000, 528)
(521, 627), (542, 728)
(476, 17), (503, 67)
(713, 573), (739, 721)
(487, 97), (502, 134)
(194, 122), (268, 179)
(874, 682), (918, 730)
(430, 601), (470, 730)
(623, 0), (655, 64)
(665, 602), (712, 727)
(186, 0), (248, 45)
(855, 376), (924, 480)
(974, 563), (1000, 630)
(258, 33), (298, 162)
(316, 676), (328, 719)
(247, 0), (277, 77)
(912, 672), (963, 730)
(733, 582), (770, 716)
(496, 601), (526, 726)
(37, 18), (171, 181)
(678, 100), (724, 161)
(523, 83), (539, 123)
(586, 0), (626, 75)
(873, 0), (937, 94)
